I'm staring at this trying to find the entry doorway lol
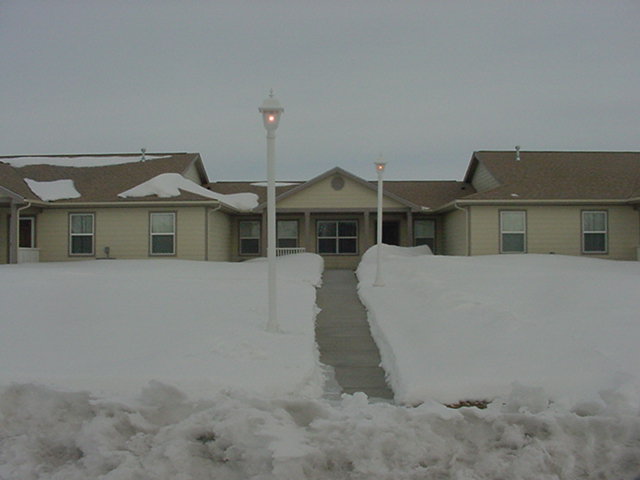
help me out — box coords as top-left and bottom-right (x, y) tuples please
(19, 217), (35, 248)
(381, 221), (400, 246)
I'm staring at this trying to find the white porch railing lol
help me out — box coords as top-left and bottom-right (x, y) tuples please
(276, 247), (306, 257)
(18, 248), (40, 263)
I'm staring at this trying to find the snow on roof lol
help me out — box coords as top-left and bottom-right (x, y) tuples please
(118, 173), (258, 211)
(5, 155), (170, 168)
(24, 178), (81, 202)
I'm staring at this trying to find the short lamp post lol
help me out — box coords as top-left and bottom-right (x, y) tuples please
(259, 90), (284, 333)
(373, 158), (386, 287)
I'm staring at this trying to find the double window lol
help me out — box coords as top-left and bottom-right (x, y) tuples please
(150, 212), (176, 255)
(239, 220), (261, 255)
(582, 211), (607, 253)
(317, 220), (357, 254)
(277, 220), (298, 248)
(69, 213), (95, 255)
(500, 211), (526, 253)
(414, 219), (435, 250)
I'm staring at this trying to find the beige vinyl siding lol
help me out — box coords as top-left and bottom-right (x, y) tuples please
(469, 206), (500, 255)
(37, 206), (208, 262)
(466, 205), (640, 260)
(207, 209), (231, 261)
(470, 162), (501, 193)
(442, 208), (468, 255)
(278, 175), (404, 209)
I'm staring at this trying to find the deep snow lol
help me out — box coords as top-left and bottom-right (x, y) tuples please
(0, 255), (323, 401)
(1, 253), (640, 479)
(357, 246), (640, 411)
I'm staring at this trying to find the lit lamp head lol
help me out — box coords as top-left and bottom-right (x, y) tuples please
(259, 89), (284, 131)
(375, 156), (386, 174)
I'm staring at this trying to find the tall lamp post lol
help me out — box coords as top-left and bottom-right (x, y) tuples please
(373, 158), (386, 287)
(259, 90), (284, 333)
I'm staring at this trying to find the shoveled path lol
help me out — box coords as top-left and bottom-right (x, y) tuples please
(315, 269), (394, 400)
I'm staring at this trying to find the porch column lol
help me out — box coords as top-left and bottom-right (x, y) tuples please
(9, 200), (18, 264)
(406, 211), (413, 247)
(261, 211), (268, 257)
(363, 211), (371, 251)
(304, 211), (311, 252)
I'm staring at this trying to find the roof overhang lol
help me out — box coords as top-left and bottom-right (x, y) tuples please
(0, 185), (26, 204)
(433, 198), (634, 213)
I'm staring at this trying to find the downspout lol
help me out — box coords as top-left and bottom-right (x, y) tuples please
(454, 202), (471, 256)
(205, 204), (222, 261)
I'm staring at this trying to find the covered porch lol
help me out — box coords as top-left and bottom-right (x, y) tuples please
(233, 208), (439, 269)
(1, 187), (39, 264)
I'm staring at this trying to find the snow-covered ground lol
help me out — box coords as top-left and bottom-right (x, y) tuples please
(0, 255), (324, 401)
(2, 252), (640, 479)
(357, 246), (640, 411)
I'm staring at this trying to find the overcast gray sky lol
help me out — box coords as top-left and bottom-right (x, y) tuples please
(2, 1), (639, 181)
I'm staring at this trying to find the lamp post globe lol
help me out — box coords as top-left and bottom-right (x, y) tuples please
(259, 90), (284, 333)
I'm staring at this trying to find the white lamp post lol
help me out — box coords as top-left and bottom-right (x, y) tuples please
(373, 158), (386, 287)
(259, 90), (284, 333)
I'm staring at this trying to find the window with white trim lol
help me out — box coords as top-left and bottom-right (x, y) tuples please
(277, 220), (298, 248)
(150, 212), (176, 255)
(582, 211), (607, 253)
(239, 220), (260, 255)
(317, 220), (357, 254)
(70, 213), (94, 255)
(500, 211), (526, 253)
(414, 219), (435, 250)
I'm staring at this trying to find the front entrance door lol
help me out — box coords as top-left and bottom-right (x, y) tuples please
(19, 217), (35, 248)
(382, 221), (400, 246)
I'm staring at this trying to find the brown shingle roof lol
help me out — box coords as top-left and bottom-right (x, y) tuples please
(206, 181), (300, 205)
(0, 153), (212, 203)
(207, 178), (475, 211)
(465, 151), (640, 201)
(383, 181), (475, 209)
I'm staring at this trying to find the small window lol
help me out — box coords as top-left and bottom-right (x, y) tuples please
(277, 220), (298, 248)
(582, 211), (607, 253)
(414, 219), (435, 250)
(150, 212), (176, 255)
(70, 213), (94, 255)
(317, 220), (357, 254)
(239, 220), (261, 255)
(500, 211), (526, 253)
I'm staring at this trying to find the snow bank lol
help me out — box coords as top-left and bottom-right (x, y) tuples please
(118, 173), (258, 211)
(5, 155), (169, 168)
(357, 247), (640, 410)
(24, 178), (81, 201)
(0, 255), (323, 402)
(1, 383), (638, 479)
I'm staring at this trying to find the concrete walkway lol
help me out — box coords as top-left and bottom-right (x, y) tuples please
(315, 269), (394, 400)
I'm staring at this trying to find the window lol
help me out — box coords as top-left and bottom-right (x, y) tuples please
(277, 220), (298, 248)
(500, 211), (526, 253)
(582, 211), (607, 253)
(317, 220), (357, 254)
(239, 220), (260, 255)
(414, 219), (435, 250)
(150, 212), (175, 255)
(70, 213), (94, 255)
